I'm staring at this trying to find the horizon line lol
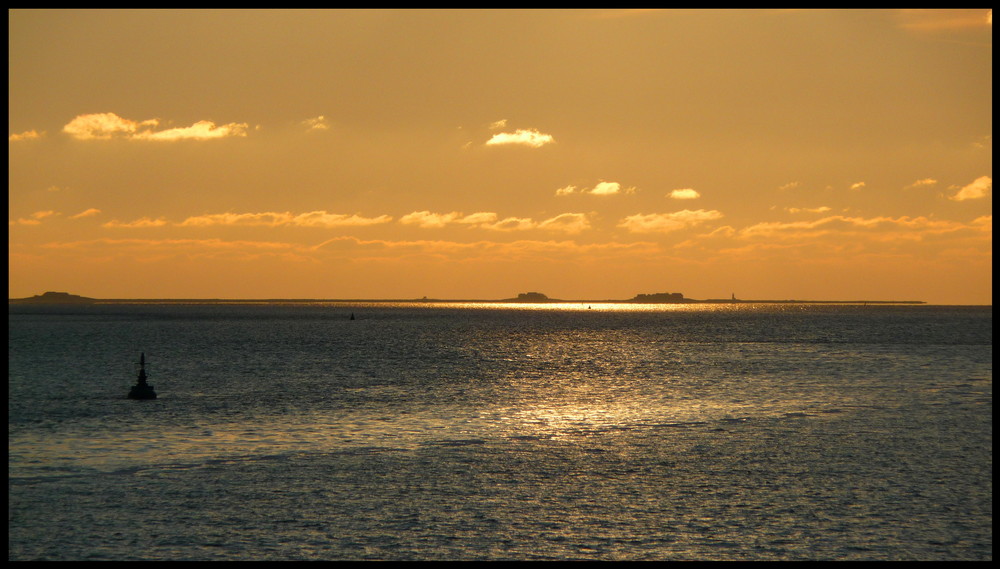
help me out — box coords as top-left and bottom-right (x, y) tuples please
(6, 291), (949, 305)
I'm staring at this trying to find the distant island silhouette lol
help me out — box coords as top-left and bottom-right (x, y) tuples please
(500, 291), (697, 303)
(9, 291), (96, 304)
(499, 291), (923, 304)
(9, 290), (926, 305)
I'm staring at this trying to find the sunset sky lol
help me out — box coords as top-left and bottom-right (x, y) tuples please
(9, 9), (992, 304)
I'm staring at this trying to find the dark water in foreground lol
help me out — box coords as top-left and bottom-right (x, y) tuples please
(8, 302), (992, 560)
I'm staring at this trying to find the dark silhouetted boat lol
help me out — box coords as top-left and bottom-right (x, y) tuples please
(128, 352), (157, 400)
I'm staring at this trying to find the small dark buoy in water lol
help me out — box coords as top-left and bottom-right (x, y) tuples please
(350, 312), (355, 320)
(127, 352), (157, 400)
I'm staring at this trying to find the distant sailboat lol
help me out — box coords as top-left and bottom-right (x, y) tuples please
(127, 352), (157, 400)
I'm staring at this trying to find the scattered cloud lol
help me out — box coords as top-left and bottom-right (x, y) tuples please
(537, 213), (590, 234)
(399, 211), (494, 228)
(102, 217), (169, 228)
(398, 210), (590, 234)
(618, 209), (724, 234)
(179, 211), (392, 228)
(9, 130), (42, 142)
(591, 181), (633, 196)
(669, 188), (700, 200)
(777, 182), (800, 191)
(737, 214), (985, 241)
(38, 237), (305, 261)
(63, 113), (157, 140)
(136, 120), (248, 141)
(180, 212), (290, 227)
(63, 112), (248, 141)
(556, 181), (635, 196)
(850, 182), (866, 190)
(312, 235), (661, 264)
(481, 217), (537, 232)
(455, 212), (501, 226)
(286, 211), (392, 228)
(485, 128), (554, 148)
(10, 210), (58, 226)
(488, 119), (508, 130)
(69, 208), (102, 219)
(785, 206), (832, 214)
(102, 211), (404, 231)
(302, 116), (329, 131)
(949, 175), (992, 201)
(674, 214), (992, 265)
(906, 178), (938, 188)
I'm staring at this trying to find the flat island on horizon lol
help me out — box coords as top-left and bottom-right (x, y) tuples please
(9, 290), (927, 305)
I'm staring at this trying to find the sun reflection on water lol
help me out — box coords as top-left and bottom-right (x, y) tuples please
(489, 395), (742, 441)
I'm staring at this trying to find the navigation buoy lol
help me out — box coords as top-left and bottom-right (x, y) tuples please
(127, 352), (157, 400)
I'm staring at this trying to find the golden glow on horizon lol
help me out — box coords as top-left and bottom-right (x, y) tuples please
(8, 9), (992, 304)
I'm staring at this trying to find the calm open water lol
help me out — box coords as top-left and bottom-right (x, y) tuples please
(8, 302), (992, 560)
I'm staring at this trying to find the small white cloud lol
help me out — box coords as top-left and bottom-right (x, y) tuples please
(949, 175), (992, 201)
(485, 128), (554, 148)
(488, 119), (508, 130)
(669, 188), (700, 200)
(590, 181), (632, 195)
(850, 182), (866, 190)
(778, 181), (800, 191)
(555, 185), (577, 196)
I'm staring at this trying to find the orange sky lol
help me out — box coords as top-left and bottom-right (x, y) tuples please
(9, 9), (992, 303)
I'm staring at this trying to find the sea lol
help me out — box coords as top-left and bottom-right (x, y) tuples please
(8, 302), (992, 561)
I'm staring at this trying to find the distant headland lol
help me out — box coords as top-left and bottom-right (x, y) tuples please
(9, 290), (926, 305)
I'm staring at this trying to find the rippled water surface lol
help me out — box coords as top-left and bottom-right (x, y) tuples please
(8, 303), (992, 560)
